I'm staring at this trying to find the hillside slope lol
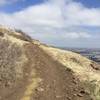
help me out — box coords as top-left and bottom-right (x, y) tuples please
(0, 26), (99, 100)
(40, 43), (100, 100)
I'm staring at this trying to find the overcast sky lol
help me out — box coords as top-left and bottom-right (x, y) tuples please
(0, 0), (100, 48)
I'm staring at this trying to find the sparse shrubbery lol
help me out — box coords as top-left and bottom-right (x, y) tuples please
(14, 29), (32, 42)
(0, 32), (4, 37)
(84, 80), (100, 100)
(70, 57), (82, 65)
(0, 39), (23, 87)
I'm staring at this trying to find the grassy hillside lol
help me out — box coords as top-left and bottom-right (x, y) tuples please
(0, 26), (99, 100)
(40, 45), (100, 100)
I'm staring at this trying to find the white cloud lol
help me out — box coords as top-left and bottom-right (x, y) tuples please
(65, 2), (100, 26)
(0, 0), (99, 44)
(64, 32), (91, 39)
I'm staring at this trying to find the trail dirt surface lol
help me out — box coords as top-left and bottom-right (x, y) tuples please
(23, 44), (91, 100)
(0, 43), (92, 100)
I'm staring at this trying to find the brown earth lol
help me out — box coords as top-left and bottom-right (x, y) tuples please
(25, 44), (92, 100)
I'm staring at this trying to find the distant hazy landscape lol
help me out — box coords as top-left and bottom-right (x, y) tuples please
(59, 47), (100, 63)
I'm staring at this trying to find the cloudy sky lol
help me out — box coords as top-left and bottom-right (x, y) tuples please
(0, 0), (100, 48)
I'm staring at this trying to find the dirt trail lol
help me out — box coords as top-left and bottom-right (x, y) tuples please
(22, 44), (92, 100)
(0, 43), (92, 100)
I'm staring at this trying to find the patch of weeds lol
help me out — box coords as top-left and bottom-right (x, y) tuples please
(84, 80), (100, 100)
(0, 39), (23, 87)
(70, 57), (82, 65)
(14, 29), (32, 42)
(0, 32), (4, 37)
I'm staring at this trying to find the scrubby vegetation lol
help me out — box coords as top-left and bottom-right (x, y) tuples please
(70, 57), (82, 66)
(84, 80), (100, 100)
(14, 29), (32, 42)
(0, 38), (23, 87)
(0, 32), (4, 37)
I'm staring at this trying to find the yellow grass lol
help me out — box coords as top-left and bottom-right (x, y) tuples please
(40, 45), (100, 99)
(20, 70), (42, 100)
(40, 45), (100, 81)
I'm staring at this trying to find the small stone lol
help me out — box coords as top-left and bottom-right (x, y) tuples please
(73, 94), (77, 96)
(73, 88), (78, 91)
(56, 95), (62, 98)
(5, 81), (11, 87)
(67, 97), (71, 100)
(77, 93), (83, 97)
(36, 87), (44, 92)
